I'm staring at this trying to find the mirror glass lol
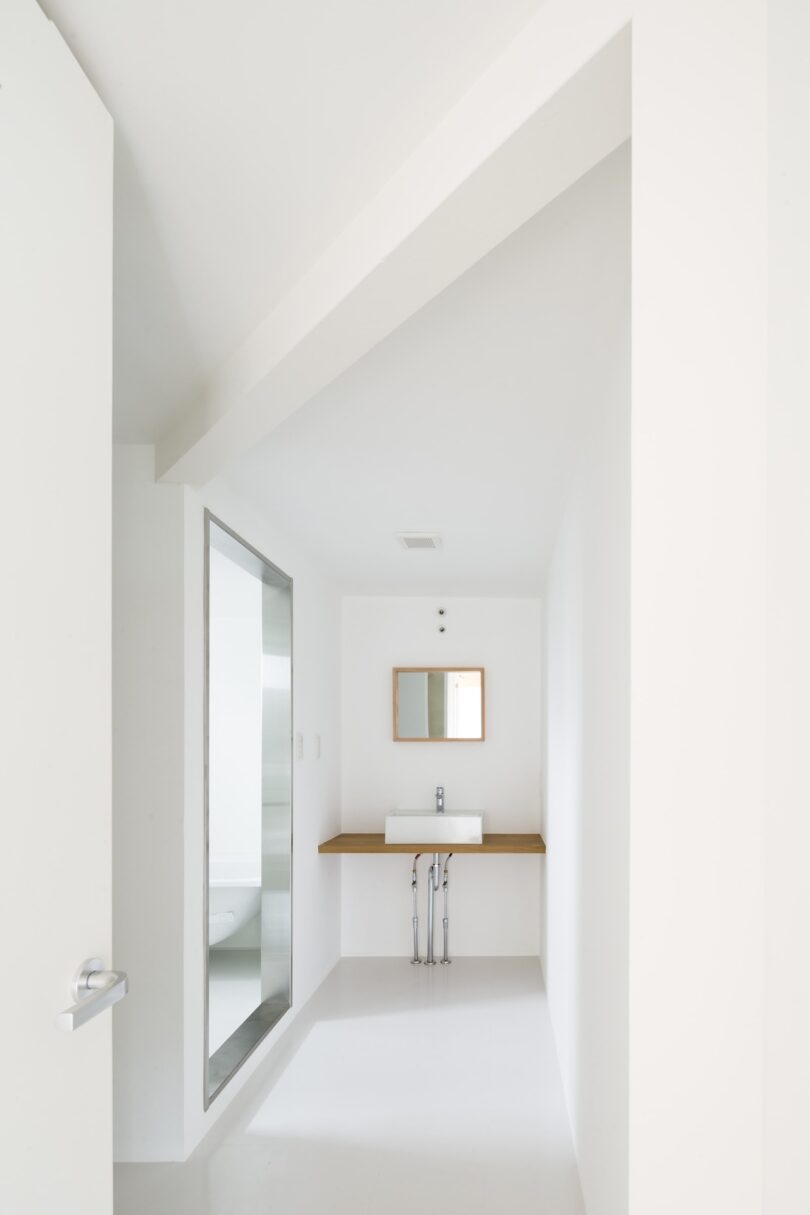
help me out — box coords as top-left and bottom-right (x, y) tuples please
(393, 668), (485, 741)
(205, 513), (292, 1104)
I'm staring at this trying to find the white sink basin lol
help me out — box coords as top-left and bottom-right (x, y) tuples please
(385, 810), (483, 845)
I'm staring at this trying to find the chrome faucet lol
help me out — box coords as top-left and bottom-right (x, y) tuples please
(435, 785), (445, 814)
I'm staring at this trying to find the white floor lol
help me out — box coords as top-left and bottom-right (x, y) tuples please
(115, 958), (585, 1215)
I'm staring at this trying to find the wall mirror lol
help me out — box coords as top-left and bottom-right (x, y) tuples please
(205, 512), (292, 1105)
(393, 668), (485, 741)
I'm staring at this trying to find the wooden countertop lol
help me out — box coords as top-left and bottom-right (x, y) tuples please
(318, 832), (545, 855)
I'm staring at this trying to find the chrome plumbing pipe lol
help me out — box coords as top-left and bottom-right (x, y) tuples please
(410, 854), (422, 964)
(441, 853), (453, 964)
(425, 852), (441, 965)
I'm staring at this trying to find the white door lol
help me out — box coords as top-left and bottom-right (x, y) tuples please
(0, 2), (114, 1212)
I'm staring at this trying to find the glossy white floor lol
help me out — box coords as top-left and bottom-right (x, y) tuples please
(115, 958), (585, 1215)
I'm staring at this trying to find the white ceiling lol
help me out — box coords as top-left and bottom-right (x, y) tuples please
(225, 145), (630, 596)
(40, 0), (543, 441)
(39, 3), (629, 595)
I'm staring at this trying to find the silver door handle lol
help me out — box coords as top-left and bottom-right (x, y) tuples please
(56, 957), (129, 1031)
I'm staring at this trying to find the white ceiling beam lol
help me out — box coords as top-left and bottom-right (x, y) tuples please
(156, 2), (631, 486)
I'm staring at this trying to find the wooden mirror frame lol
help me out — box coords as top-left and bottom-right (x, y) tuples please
(392, 667), (486, 742)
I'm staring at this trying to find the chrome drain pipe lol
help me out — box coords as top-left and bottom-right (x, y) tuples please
(441, 854), (453, 964)
(410, 854), (422, 964)
(425, 853), (441, 965)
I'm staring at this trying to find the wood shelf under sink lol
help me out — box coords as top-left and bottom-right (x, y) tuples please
(317, 832), (545, 855)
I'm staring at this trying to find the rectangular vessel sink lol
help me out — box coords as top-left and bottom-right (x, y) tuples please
(385, 811), (483, 845)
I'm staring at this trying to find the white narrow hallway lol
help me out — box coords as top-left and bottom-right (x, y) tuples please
(115, 959), (584, 1214)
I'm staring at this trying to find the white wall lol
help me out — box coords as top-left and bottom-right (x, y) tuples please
(113, 447), (186, 1160)
(341, 597), (542, 957)
(541, 189), (629, 1215)
(764, 2), (810, 1210)
(113, 448), (342, 1161)
(630, 3), (767, 1213)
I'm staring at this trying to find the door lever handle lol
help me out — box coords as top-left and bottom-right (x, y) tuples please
(56, 957), (129, 1031)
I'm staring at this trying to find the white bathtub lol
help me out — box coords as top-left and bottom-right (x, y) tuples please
(208, 857), (261, 946)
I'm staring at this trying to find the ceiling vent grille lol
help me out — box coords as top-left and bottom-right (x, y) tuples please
(396, 532), (442, 550)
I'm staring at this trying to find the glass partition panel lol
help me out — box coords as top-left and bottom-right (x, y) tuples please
(205, 513), (292, 1105)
